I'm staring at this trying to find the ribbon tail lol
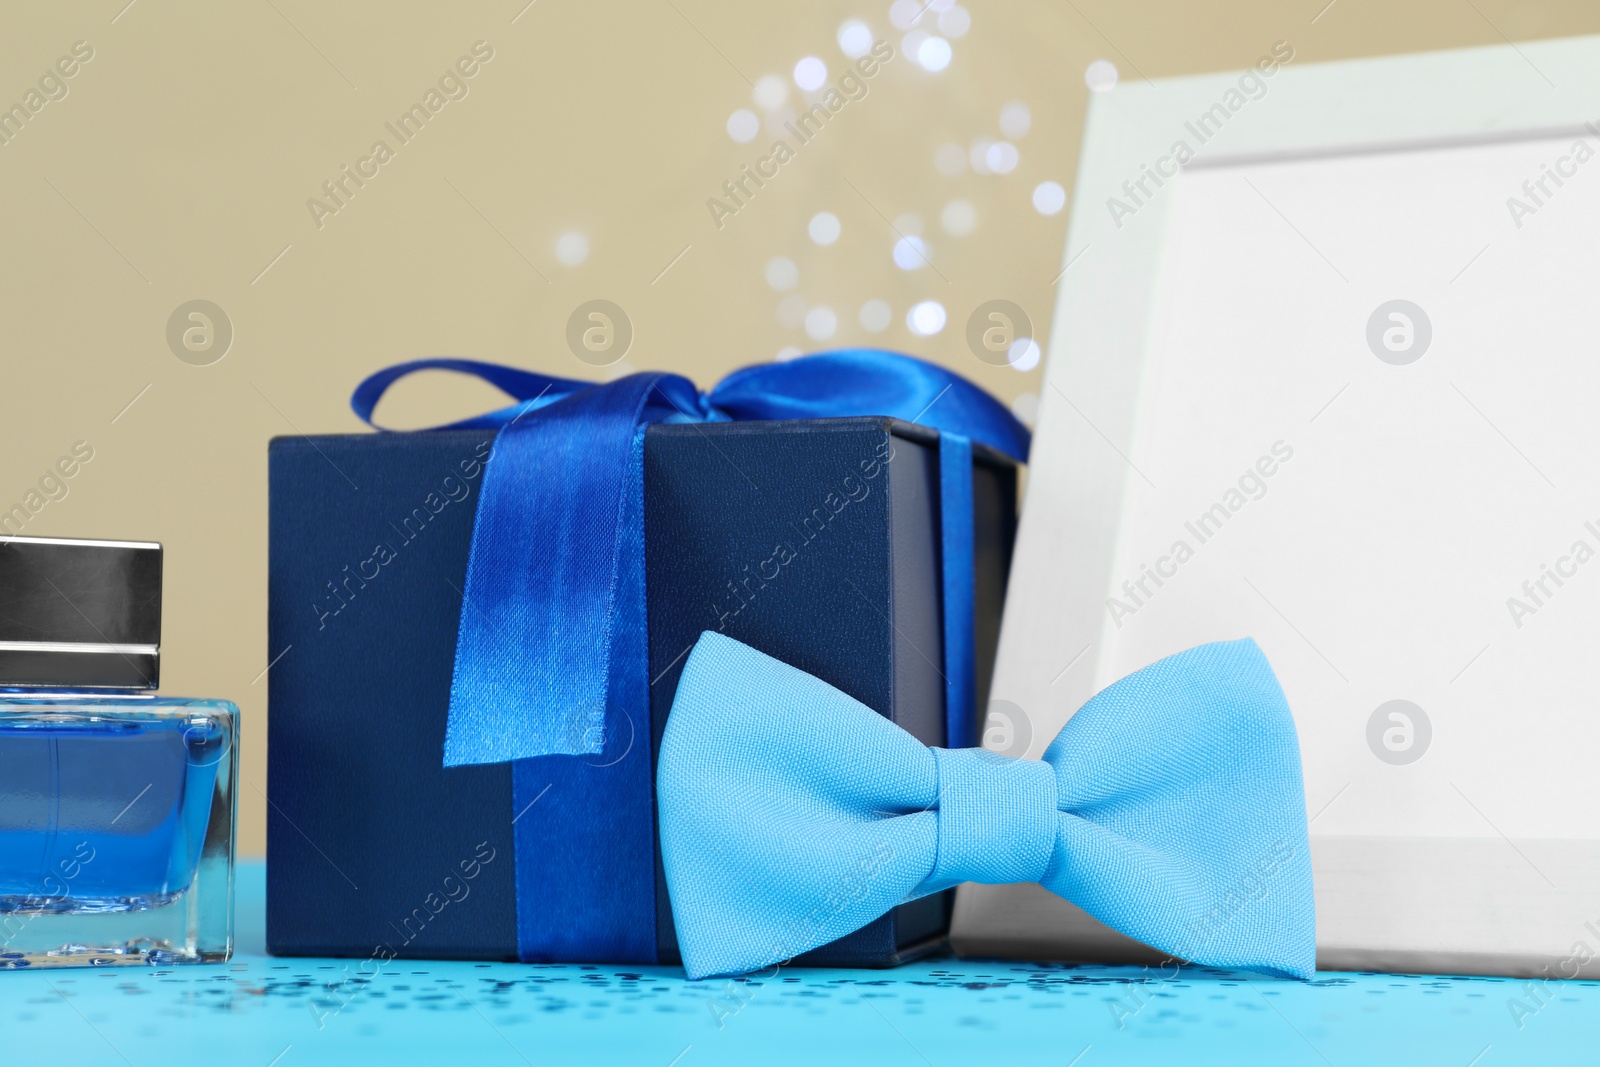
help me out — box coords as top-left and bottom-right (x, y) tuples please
(443, 374), (682, 765)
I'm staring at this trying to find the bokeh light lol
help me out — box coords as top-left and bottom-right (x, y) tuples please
(941, 199), (977, 236)
(776, 294), (807, 329)
(937, 6), (971, 37)
(1010, 392), (1040, 427)
(860, 299), (892, 332)
(726, 109), (760, 143)
(1085, 59), (1119, 92)
(969, 138), (993, 175)
(917, 36), (952, 72)
(985, 141), (1019, 174)
(893, 236), (928, 270)
(906, 300), (947, 336)
(808, 212), (842, 245)
(805, 306), (838, 341)
(554, 232), (588, 266)
(765, 107), (796, 139)
(1032, 181), (1067, 215)
(794, 56), (828, 91)
(753, 75), (789, 111)
(837, 19), (874, 58)
(999, 101), (1031, 139)
(888, 0), (924, 31)
(1008, 337), (1041, 372)
(765, 256), (799, 291)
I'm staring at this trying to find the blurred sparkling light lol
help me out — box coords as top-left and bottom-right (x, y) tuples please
(888, 0), (924, 30)
(969, 138), (993, 175)
(837, 19), (874, 58)
(893, 236), (928, 270)
(917, 36), (952, 72)
(554, 232), (588, 266)
(893, 212), (924, 236)
(934, 143), (966, 177)
(1008, 337), (1041, 372)
(794, 56), (828, 91)
(726, 109), (760, 143)
(985, 141), (1019, 174)
(753, 75), (789, 111)
(805, 306), (838, 341)
(941, 199), (977, 236)
(999, 101), (1031, 139)
(1032, 180), (1067, 215)
(860, 299), (892, 332)
(937, 5), (970, 37)
(1010, 392), (1040, 427)
(776, 346), (804, 362)
(776, 294), (807, 329)
(765, 256), (799, 291)
(907, 300), (947, 336)
(1085, 59), (1119, 92)
(808, 211), (842, 245)
(765, 107), (796, 139)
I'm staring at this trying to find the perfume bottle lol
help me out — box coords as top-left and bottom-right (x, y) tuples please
(0, 536), (237, 968)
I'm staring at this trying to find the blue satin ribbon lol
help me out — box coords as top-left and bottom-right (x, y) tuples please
(351, 349), (1029, 961)
(938, 433), (975, 748)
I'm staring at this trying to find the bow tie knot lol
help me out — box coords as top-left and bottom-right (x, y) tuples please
(927, 748), (1056, 889)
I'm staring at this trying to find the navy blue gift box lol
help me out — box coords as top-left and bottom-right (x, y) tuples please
(267, 416), (1016, 965)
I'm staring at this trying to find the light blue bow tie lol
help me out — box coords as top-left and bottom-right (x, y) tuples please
(657, 632), (1316, 980)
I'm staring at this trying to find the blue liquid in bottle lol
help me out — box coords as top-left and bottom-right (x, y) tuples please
(0, 712), (226, 910)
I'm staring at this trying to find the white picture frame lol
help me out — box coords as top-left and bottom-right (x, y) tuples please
(953, 33), (1600, 978)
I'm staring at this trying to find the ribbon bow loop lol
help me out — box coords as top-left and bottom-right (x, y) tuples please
(658, 632), (1316, 981)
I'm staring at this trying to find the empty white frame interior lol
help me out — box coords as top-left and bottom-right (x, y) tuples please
(956, 34), (1600, 977)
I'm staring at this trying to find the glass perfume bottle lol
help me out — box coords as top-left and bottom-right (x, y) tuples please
(0, 536), (237, 968)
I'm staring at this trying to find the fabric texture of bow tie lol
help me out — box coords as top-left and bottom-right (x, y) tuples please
(657, 632), (1316, 981)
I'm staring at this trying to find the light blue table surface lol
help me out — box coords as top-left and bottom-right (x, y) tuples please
(3, 861), (1593, 1066)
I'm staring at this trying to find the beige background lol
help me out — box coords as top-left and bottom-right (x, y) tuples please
(3, 0), (1595, 857)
